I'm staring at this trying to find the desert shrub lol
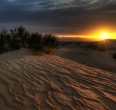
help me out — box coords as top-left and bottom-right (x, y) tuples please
(43, 34), (58, 47)
(113, 53), (116, 59)
(0, 26), (58, 54)
(10, 26), (30, 48)
(42, 34), (58, 53)
(30, 33), (43, 51)
(0, 29), (11, 53)
(11, 37), (21, 50)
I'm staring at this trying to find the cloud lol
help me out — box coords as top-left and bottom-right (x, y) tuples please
(8, 0), (17, 2)
(0, 0), (116, 35)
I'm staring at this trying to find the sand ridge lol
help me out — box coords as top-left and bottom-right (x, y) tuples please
(0, 48), (116, 110)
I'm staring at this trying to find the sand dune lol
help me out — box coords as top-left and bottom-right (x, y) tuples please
(0, 49), (116, 110)
(54, 45), (116, 73)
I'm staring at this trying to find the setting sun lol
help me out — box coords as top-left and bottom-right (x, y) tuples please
(99, 33), (110, 40)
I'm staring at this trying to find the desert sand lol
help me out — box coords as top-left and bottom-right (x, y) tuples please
(0, 48), (116, 110)
(54, 45), (116, 73)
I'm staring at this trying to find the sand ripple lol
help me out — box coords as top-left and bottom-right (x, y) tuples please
(0, 49), (116, 110)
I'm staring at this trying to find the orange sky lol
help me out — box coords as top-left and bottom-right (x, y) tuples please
(58, 28), (116, 40)
(58, 33), (116, 40)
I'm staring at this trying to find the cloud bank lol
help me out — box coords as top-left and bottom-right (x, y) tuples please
(0, 0), (116, 35)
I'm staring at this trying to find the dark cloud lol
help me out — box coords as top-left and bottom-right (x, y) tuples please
(0, 0), (116, 35)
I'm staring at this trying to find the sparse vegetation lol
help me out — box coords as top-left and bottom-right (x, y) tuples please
(0, 26), (58, 54)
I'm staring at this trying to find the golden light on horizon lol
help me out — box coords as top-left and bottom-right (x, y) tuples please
(57, 28), (116, 40)
(99, 33), (110, 40)
(88, 28), (116, 40)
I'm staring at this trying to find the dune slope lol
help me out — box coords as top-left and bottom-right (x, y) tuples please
(54, 45), (116, 73)
(0, 49), (116, 110)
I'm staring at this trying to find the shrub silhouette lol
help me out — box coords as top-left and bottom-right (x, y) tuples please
(43, 34), (58, 47)
(0, 29), (11, 53)
(30, 33), (43, 51)
(10, 26), (30, 49)
(10, 30), (21, 50)
(0, 26), (58, 54)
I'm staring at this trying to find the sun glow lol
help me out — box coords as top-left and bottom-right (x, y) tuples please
(99, 33), (110, 40)
(58, 28), (116, 41)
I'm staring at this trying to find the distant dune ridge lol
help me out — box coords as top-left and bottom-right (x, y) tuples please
(0, 48), (116, 110)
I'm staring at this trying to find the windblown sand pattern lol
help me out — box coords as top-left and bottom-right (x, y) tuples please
(0, 49), (116, 110)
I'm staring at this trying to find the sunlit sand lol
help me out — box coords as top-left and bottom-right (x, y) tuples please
(0, 48), (116, 110)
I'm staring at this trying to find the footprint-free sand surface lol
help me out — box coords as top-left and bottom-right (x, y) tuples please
(0, 49), (116, 110)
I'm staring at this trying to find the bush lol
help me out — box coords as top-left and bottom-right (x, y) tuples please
(0, 29), (11, 53)
(30, 33), (43, 51)
(0, 26), (58, 54)
(43, 34), (58, 47)
(10, 26), (30, 48)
